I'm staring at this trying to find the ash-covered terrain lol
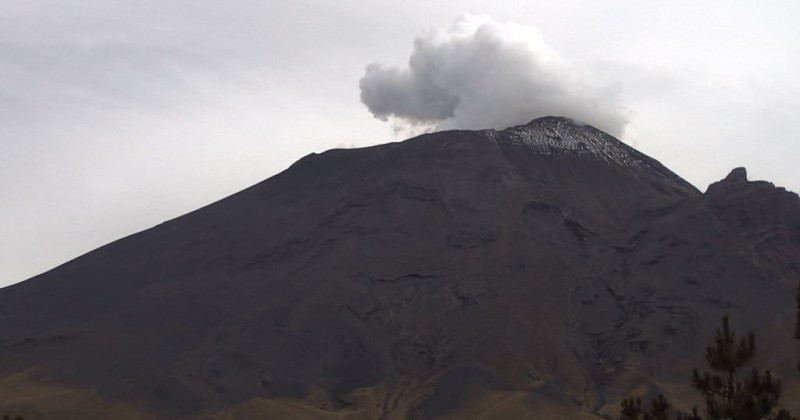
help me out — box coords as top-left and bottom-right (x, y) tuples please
(0, 117), (798, 419)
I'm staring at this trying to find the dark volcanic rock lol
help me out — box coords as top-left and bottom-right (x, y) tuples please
(706, 167), (800, 277)
(707, 167), (799, 228)
(0, 117), (798, 419)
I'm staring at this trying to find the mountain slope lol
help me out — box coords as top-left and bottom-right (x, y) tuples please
(0, 117), (797, 419)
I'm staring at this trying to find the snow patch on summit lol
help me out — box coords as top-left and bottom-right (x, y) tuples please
(498, 117), (698, 193)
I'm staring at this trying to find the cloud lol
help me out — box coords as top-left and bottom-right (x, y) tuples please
(359, 14), (628, 136)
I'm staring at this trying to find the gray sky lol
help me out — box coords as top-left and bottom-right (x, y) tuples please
(2, 0), (798, 287)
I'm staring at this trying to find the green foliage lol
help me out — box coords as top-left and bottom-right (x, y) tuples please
(620, 315), (795, 420)
(620, 394), (673, 420)
(619, 394), (701, 420)
(691, 315), (793, 420)
(795, 279), (800, 372)
(795, 282), (800, 341)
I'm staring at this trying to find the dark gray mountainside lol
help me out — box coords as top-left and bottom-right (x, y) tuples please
(0, 117), (798, 419)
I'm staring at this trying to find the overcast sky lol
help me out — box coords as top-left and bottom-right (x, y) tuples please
(2, 1), (798, 287)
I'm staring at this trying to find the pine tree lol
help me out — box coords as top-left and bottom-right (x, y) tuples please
(619, 315), (794, 420)
(619, 394), (672, 420)
(620, 396), (645, 420)
(795, 279), (800, 373)
(619, 394), (700, 420)
(690, 315), (794, 420)
(795, 281), (800, 341)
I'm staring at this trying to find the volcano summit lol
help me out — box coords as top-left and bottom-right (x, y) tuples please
(0, 117), (798, 419)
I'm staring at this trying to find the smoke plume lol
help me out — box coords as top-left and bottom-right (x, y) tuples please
(360, 14), (628, 136)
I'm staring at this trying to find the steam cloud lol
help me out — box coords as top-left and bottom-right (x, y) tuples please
(360, 14), (628, 136)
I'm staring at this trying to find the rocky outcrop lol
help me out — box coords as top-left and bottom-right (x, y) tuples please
(706, 167), (800, 274)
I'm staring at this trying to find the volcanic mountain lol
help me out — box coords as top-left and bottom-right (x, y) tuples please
(0, 117), (798, 419)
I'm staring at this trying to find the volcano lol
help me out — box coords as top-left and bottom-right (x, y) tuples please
(1, 117), (798, 419)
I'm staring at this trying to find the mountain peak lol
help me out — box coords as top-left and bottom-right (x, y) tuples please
(500, 116), (627, 155)
(5, 119), (796, 419)
(723, 166), (748, 184)
(490, 116), (698, 195)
